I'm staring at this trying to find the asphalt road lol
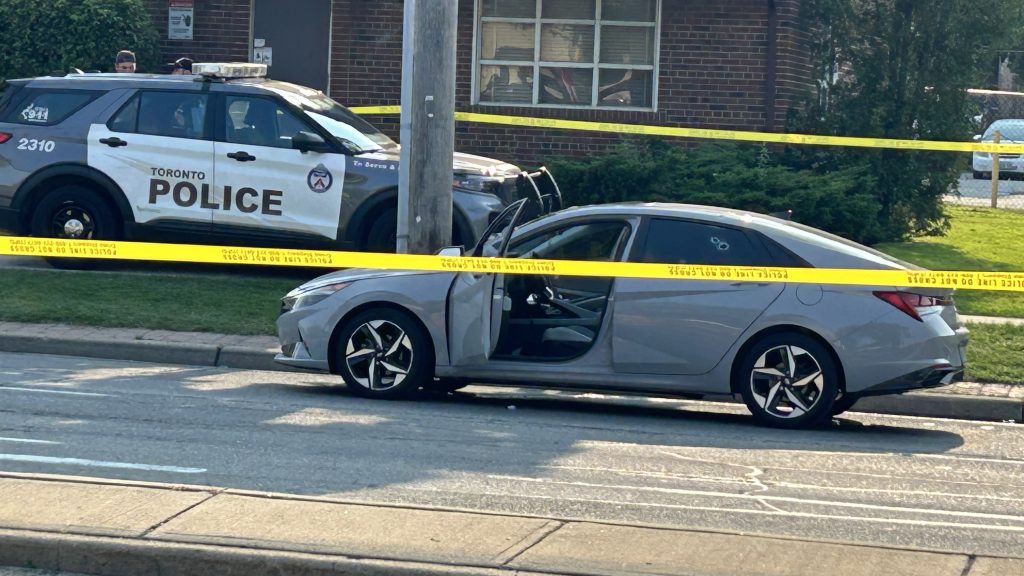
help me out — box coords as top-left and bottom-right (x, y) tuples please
(0, 352), (1021, 558)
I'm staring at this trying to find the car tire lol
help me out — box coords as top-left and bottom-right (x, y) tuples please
(334, 308), (434, 400)
(737, 332), (839, 429)
(30, 185), (120, 270)
(830, 393), (860, 416)
(364, 207), (398, 253)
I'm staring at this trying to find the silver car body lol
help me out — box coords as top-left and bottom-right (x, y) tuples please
(276, 204), (968, 399)
(972, 119), (1024, 176)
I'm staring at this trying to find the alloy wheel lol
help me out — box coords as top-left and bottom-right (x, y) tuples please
(749, 345), (824, 419)
(344, 319), (414, 391)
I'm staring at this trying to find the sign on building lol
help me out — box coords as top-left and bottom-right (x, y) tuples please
(168, 0), (194, 40)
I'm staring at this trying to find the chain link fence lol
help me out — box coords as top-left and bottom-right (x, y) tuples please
(948, 91), (1024, 209)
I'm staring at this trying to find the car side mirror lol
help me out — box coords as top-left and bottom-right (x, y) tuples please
(292, 131), (331, 153)
(973, 134), (983, 142)
(436, 246), (464, 257)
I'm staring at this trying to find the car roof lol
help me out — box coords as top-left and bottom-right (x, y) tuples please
(547, 202), (782, 227)
(12, 74), (293, 95)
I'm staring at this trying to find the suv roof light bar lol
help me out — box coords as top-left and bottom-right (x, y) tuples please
(192, 63), (267, 80)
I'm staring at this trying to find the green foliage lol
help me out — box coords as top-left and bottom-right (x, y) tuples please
(0, 0), (159, 78)
(789, 0), (1024, 241)
(549, 139), (886, 244)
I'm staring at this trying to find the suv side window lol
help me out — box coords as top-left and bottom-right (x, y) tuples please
(224, 96), (308, 149)
(4, 90), (97, 125)
(637, 218), (770, 266)
(121, 91), (210, 140)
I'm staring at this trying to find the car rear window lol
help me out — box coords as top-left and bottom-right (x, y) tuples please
(0, 84), (20, 118)
(3, 89), (98, 125)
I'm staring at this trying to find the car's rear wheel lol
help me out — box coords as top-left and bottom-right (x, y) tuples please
(363, 205), (466, 253)
(738, 333), (838, 429)
(30, 185), (120, 269)
(334, 308), (433, 400)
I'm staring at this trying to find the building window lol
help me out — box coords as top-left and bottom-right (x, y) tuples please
(475, 0), (659, 110)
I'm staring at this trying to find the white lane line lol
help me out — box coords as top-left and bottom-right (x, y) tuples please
(0, 454), (205, 474)
(485, 475), (1024, 524)
(0, 437), (61, 445)
(0, 386), (109, 397)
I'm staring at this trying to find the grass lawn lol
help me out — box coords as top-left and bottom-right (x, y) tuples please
(876, 206), (1024, 319)
(0, 267), (302, 335)
(963, 323), (1024, 384)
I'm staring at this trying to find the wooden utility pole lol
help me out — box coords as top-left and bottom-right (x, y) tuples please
(396, 0), (458, 254)
(991, 130), (1001, 208)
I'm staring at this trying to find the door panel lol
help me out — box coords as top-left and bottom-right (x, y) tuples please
(612, 279), (783, 374)
(253, 0), (331, 92)
(447, 272), (498, 366)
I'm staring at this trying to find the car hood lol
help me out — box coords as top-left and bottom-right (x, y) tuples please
(359, 148), (521, 177)
(293, 268), (438, 293)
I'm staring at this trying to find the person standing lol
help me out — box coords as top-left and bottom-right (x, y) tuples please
(114, 50), (136, 73)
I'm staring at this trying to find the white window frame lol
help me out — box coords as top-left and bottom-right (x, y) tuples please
(471, 0), (662, 111)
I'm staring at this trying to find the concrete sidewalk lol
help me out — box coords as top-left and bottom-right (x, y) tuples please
(0, 320), (1021, 423)
(0, 473), (1019, 576)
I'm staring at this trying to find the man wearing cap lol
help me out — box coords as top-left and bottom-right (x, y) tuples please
(114, 50), (136, 73)
(169, 57), (193, 75)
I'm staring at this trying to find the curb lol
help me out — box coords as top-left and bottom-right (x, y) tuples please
(0, 333), (1020, 423)
(0, 529), (548, 576)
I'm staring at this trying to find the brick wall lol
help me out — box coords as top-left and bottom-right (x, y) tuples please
(144, 0), (816, 166)
(144, 0), (251, 70)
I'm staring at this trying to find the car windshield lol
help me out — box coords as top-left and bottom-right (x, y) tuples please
(263, 83), (397, 153)
(983, 122), (1024, 142)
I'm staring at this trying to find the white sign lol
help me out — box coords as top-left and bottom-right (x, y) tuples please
(168, 0), (194, 40)
(254, 47), (273, 67)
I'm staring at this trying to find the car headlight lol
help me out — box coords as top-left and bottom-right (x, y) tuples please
(453, 174), (503, 194)
(281, 282), (350, 312)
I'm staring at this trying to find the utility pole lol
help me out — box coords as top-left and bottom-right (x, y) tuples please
(396, 0), (458, 254)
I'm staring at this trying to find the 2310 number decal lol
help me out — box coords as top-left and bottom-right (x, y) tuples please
(17, 138), (56, 152)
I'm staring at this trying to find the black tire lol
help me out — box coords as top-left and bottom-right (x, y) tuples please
(830, 393), (860, 416)
(737, 332), (839, 429)
(333, 308), (434, 400)
(364, 207), (398, 253)
(362, 205), (467, 253)
(30, 185), (120, 269)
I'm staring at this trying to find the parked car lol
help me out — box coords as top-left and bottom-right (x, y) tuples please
(0, 63), (522, 257)
(972, 119), (1024, 179)
(276, 198), (968, 429)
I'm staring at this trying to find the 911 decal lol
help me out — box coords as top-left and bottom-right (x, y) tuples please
(17, 138), (56, 152)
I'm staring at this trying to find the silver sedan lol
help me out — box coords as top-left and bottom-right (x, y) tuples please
(276, 201), (968, 428)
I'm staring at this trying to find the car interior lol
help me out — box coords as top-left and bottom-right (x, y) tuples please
(492, 221), (630, 361)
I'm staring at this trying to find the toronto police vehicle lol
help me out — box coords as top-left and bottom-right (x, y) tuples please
(0, 63), (525, 257)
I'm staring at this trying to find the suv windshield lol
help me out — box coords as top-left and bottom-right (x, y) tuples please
(983, 121), (1024, 142)
(263, 83), (396, 153)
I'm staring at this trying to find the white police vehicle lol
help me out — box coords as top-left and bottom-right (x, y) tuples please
(0, 63), (527, 257)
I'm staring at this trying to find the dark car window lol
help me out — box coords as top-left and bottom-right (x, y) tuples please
(4, 90), (97, 125)
(638, 218), (769, 266)
(108, 95), (139, 133)
(509, 221), (628, 261)
(132, 91), (209, 140)
(0, 84), (20, 118)
(225, 96), (309, 149)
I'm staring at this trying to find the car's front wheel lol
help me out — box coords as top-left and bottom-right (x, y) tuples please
(737, 333), (839, 428)
(334, 308), (434, 399)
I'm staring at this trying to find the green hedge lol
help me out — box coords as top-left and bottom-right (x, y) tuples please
(0, 0), (159, 78)
(548, 139), (896, 245)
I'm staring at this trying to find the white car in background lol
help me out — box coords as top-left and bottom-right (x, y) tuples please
(973, 119), (1024, 179)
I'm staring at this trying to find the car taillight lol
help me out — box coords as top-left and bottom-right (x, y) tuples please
(873, 291), (952, 322)
(0, 133), (12, 144)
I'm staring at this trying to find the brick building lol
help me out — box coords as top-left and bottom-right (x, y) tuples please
(144, 0), (814, 165)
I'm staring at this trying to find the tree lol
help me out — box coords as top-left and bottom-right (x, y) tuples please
(793, 0), (1024, 242)
(0, 0), (159, 79)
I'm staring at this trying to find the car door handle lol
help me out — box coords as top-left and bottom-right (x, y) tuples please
(227, 151), (256, 162)
(99, 137), (127, 147)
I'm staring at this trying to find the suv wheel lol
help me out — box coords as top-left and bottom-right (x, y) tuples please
(362, 205), (466, 253)
(30, 185), (120, 269)
(737, 333), (839, 429)
(334, 308), (434, 400)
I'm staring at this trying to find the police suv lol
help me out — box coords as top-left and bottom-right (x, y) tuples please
(0, 63), (523, 255)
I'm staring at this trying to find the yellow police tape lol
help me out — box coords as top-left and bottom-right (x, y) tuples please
(4, 236), (1024, 293)
(348, 105), (1024, 155)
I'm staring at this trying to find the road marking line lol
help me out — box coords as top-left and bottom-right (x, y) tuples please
(0, 437), (60, 445)
(0, 386), (109, 397)
(0, 454), (205, 474)
(485, 475), (1024, 524)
